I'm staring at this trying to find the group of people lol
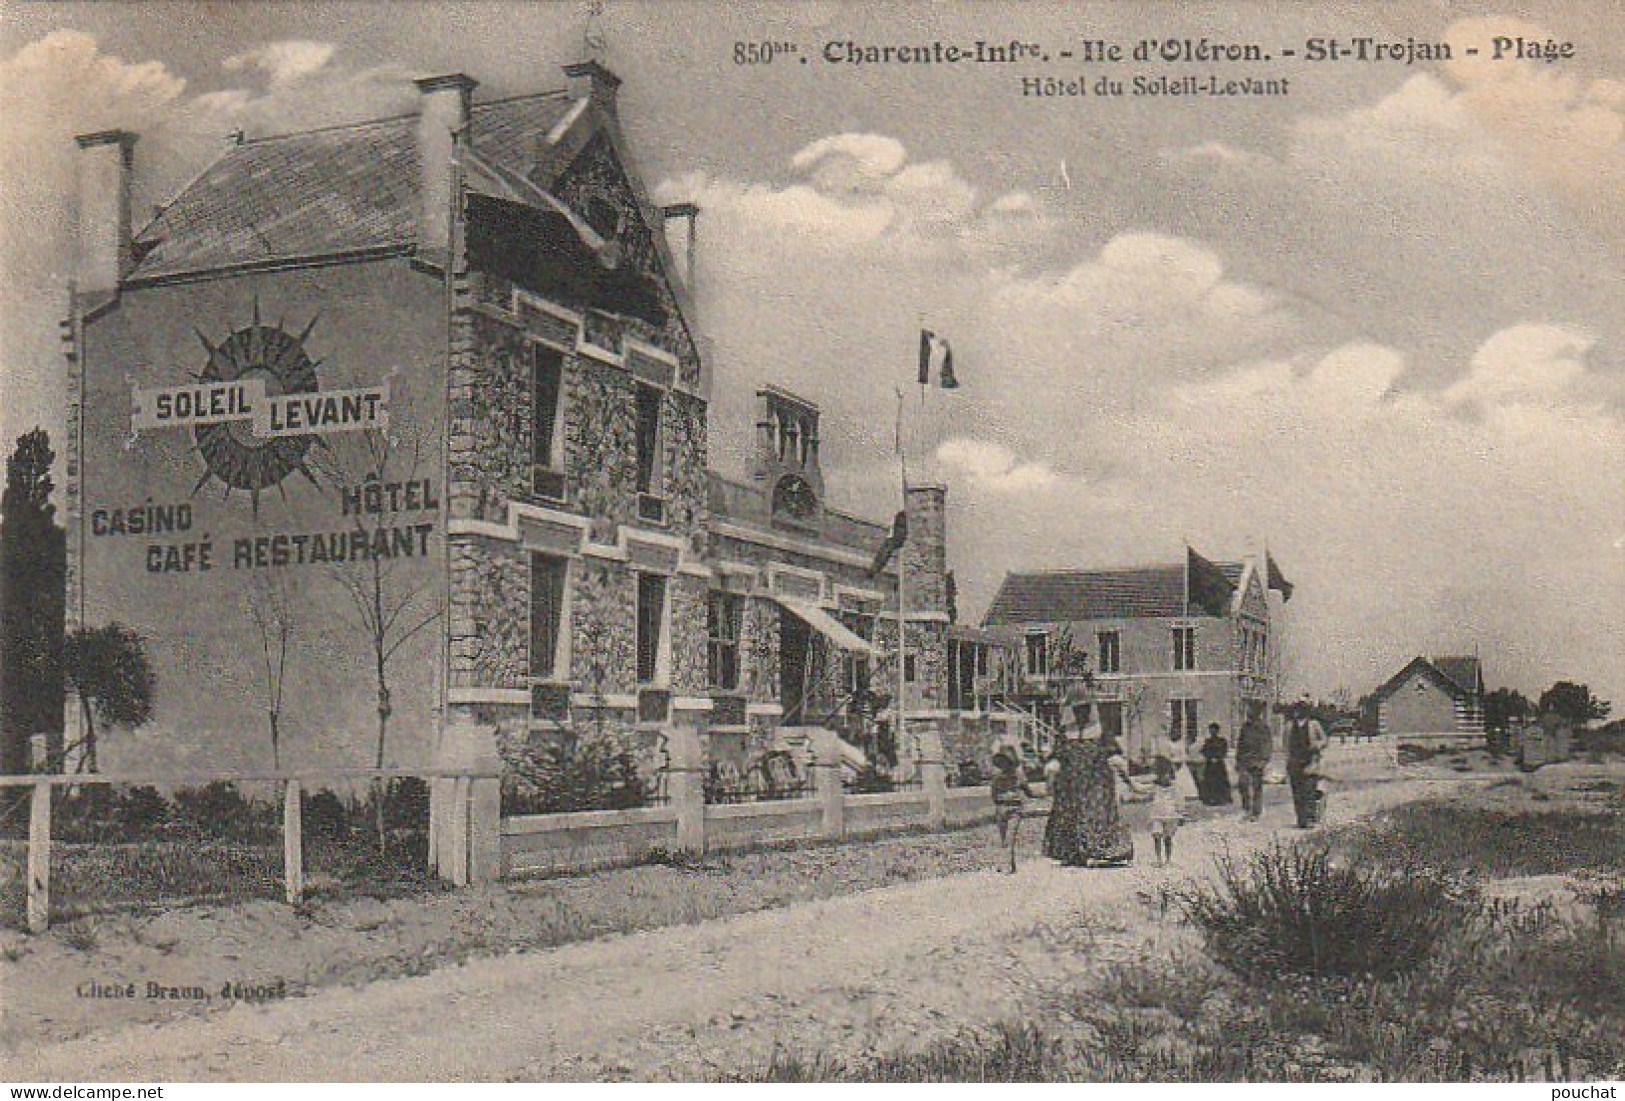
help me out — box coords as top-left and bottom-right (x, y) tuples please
(988, 696), (1329, 873)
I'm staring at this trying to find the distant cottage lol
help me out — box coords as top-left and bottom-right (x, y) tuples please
(1371, 655), (1486, 741)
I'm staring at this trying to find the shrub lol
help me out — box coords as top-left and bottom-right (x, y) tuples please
(502, 733), (650, 815)
(54, 785), (123, 843)
(302, 789), (350, 841)
(953, 759), (986, 788)
(847, 763), (895, 794)
(1176, 840), (1477, 980)
(382, 776), (430, 832)
(171, 781), (275, 841)
(117, 786), (170, 836)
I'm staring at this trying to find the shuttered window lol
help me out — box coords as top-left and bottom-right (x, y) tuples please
(637, 573), (666, 685)
(530, 553), (567, 679)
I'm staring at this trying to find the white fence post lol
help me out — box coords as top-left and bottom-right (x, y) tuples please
(27, 780), (51, 934)
(667, 719), (706, 855)
(918, 724), (948, 830)
(430, 723), (500, 885)
(809, 728), (844, 840)
(283, 779), (304, 904)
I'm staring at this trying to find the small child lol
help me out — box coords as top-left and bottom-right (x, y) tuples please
(990, 747), (1037, 874)
(1148, 755), (1184, 867)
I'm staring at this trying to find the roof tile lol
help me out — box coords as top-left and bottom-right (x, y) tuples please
(132, 92), (573, 280)
(983, 563), (1243, 625)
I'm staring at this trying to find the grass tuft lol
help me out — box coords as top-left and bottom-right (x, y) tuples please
(1175, 840), (1475, 980)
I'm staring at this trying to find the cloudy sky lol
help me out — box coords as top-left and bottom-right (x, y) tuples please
(2, 1), (1621, 703)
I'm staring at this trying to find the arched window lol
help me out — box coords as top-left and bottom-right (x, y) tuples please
(772, 474), (818, 523)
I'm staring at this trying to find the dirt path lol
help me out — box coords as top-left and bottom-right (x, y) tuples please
(6, 779), (1447, 1082)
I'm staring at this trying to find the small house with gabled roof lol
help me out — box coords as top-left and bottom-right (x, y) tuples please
(1372, 655), (1486, 741)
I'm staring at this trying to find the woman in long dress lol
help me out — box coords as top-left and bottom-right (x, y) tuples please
(1198, 723), (1234, 806)
(1044, 715), (1137, 866)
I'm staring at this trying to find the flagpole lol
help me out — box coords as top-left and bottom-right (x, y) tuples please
(894, 387), (909, 778)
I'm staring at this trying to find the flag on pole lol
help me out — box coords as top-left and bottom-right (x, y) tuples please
(1266, 552), (1294, 603)
(1186, 545), (1235, 617)
(870, 510), (909, 577)
(918, 329), (957, 389)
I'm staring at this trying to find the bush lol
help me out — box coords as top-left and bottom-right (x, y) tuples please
(382, 775), (430, 832)
(1177, 840), (1477, 980)
(54, 785), (170, 842)
(502, 733), (650, 815)
(117, 786), (170, 836)
(302, 789), (350, 841)
(172, 781), (274, 841)
(54, 786), (123, 843)
(953, 759), (986, 788)
(847, 763), (895, 794)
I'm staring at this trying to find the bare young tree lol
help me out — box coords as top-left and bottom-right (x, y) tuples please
(309, 425), (442, 847)
(245, 571), (295, 770)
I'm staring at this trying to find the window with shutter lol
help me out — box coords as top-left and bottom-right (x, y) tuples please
(530, 553), (567, 679)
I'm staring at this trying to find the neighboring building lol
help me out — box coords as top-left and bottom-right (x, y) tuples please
(61, 60), (964, 788)
(1372, 655), (1486, 741)
(982, 558), (1276, 761)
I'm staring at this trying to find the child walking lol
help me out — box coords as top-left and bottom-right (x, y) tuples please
(1148, 756), (1185, 867)
(990, 747), (1038, 874)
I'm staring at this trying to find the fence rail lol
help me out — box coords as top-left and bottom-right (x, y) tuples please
(1, 766), (499, 934)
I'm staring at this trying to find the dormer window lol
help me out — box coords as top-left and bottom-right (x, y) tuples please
(755, 385), (826, 512)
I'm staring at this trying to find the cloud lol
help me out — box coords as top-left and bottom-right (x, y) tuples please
(1442, 16), (1625, 201)
(1443, 324), (1597, 410)
(936, 438), (1057, 494)
(662, 121), (1623, 698)
(0, 31), (191, 452)
(223, 40), (336, 87)
(790, 132), (908, 192)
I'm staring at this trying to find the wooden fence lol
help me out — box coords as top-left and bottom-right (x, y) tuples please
(0, 766), (498, 934)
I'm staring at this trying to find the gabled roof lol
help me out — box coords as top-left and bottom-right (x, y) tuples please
(1430, 655), (1483, 697)
(983, 562), (1245, 626)
(131, 92), (575, 281)
(1373, 655), (1482, 703)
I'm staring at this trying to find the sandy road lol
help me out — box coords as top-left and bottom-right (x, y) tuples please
(6, 778), (1443, 1082)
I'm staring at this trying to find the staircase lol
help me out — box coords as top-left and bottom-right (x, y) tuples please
(989, 700), (1063, 757)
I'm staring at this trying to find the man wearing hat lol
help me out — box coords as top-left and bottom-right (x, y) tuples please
(1284, 693), (1329, 828)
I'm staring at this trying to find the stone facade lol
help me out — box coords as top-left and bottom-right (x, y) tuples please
(64, 56), (973, 792)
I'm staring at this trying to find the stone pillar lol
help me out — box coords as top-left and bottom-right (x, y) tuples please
(917, 725), (947, 830)
(808, 727), (845, 840)
(667, 717), (706, 855)
(431, 722), (502, 885)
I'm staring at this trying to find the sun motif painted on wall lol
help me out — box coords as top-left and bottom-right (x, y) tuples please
(189, 301), (322, 513)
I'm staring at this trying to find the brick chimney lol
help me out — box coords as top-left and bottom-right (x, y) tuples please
(414, 73), (477, 262)
(565, 59), (620, 116)
(73, 130), (137, 297)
